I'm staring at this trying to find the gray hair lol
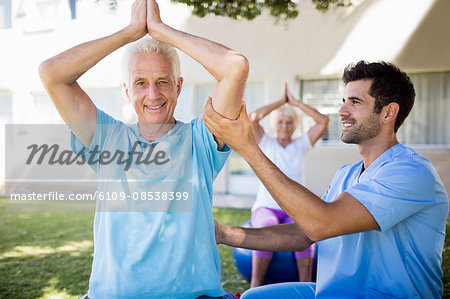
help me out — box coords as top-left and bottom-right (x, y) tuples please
(271, 104), (299, 127)
(121, 36), (181, 85)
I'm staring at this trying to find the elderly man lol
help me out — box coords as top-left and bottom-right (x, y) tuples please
(203, 61), (447, 298)
(39, 0), (248, 298)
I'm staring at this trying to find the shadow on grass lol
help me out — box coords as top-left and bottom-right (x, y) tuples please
(0, 211), (94, 252)
(0, 206), (251, 298)
(0, 250), (92, 298)
(0, 201), (94, 298)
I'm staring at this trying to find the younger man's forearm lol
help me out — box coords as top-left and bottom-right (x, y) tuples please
(220, 223), (313, 252)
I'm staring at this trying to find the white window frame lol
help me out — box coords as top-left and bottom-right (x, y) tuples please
(298, 71), (450, 146)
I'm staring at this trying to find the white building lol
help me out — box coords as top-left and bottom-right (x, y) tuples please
(1, 0), (449, 199)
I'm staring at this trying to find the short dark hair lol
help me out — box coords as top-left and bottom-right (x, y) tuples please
(342, 61), (415, 132)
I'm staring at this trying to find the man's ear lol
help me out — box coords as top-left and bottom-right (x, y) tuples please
(176, 77), (184, 97)
(382, 102), (399, 125)
(123, 83), (130, 102)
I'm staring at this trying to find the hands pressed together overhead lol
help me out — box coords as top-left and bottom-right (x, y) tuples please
(201, 82), (304, 156)
(127, 1), (255, 156)
(128, 0), (165, 41)
(283, 82), (303, 107)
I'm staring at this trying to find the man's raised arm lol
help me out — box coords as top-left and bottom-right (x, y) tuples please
(39, 0), (148, 148)
(145, 0), (248, 147)
(203, 100), (379, 242)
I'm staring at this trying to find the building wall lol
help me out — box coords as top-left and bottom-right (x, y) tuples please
(179, 0), (450, 196)
(0, 0), (449, 197)
(177, 0), (450, 99)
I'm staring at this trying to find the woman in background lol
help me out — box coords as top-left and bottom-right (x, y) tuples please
(248, 83), (329, 287)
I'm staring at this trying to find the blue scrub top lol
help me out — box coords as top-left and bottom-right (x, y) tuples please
(317, 144), (448, 298)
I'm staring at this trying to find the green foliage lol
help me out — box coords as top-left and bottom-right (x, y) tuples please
(172, 0), (297, 21)
(311, 0), (352, 12)
(95, 0), (118, 10)
(96, 0), (352, 21)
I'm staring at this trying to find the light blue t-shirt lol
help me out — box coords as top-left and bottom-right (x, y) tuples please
(71, 108), (230, 298)
(317, 144), (448, 298)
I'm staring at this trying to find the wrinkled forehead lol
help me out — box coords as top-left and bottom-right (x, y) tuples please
(128, 52), (175, 80)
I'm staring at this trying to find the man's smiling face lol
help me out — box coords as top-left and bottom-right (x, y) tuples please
(125, 52), (182, 126)
(339, 79), (382, 145)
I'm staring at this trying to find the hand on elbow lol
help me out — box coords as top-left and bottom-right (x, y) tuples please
(227, 54), (249, 81)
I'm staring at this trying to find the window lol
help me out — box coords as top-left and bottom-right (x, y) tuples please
(177, 81), (265, 123)
(31, 88), (125, 124)
(174, 83), (195, 123)
(0, 92), (11, 186)
(229, 81), (265, 195)
(31, 92), (63, 124)
(299, 78), (344, 143)
(172, 82), (214, 123)
(192, 83), (215, 117)
(0, 92), (12, 122)
(69, 0), (76, 19)
(0, 0), (12, 29)
(86, 88), (124, 121)
(298, 71), (450, 145)
(398, 72), (450, 145)
(173, 80), (266, 195)
(229, 81), (265, 175)
(24, 0), (64, 32)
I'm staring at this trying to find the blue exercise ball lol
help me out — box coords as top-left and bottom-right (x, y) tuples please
(232, 220), (299, 284)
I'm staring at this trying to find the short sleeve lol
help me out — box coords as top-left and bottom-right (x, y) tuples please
(294, 133), (313, 154)
(70, 108), (122, 173)
(191, 117), (230, 180)
(258, 133), (272, 148)
(346, 160), (437, 231)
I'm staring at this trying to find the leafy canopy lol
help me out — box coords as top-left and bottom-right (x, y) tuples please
(96, 0), (352, 21)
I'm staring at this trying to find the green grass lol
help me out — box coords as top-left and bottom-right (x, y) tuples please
(443, 220), (450, 298)
(0, 200), (250, 298)
(0, 199), (448, 298)
(0, 209), (94, 298)
(214, 208), (251, 295)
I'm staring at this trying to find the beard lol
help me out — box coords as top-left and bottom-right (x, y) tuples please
(340, 113), (382, 144)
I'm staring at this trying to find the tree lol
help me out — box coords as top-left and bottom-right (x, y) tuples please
(96, 0), (352, 21)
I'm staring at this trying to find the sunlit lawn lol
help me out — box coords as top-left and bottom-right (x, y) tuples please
(0, 197), (250, 298)
(0, 197), (448, 298)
